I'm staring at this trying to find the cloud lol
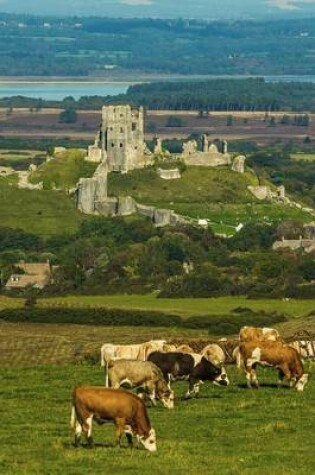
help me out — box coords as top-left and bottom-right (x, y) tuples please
(119, 0), (154, 5)
(265, 0), (315, 10)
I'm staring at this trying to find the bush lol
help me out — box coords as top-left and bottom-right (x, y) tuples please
(182, 309), (287, 335)
(0, 307), (182, 327)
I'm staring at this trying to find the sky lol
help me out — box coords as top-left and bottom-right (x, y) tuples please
(0, 0), (315, 20)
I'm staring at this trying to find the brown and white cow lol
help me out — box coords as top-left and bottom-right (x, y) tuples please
(107, 359), (174, 409)
(239, 340), (308, 391)
(71, 386), (157, 451)
(239, 326), (281, 343)
(100, 340), (166, 386)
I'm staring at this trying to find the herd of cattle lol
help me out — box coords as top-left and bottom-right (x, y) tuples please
(71, 325), (313, 452)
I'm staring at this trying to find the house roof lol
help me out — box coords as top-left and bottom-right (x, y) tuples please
(5, 261), (52, 289)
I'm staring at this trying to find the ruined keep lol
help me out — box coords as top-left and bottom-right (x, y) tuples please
(101, 105), (145, 173)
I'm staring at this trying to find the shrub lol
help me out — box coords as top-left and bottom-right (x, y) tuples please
(0, 307), (182, 327)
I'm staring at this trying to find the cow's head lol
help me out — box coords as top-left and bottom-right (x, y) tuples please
(213, 366), (230, 387)
(199, 357), (230, 386)
(295, 373), (309, 392)
(138, 428), (157, 452)
(159, 389), (175, 409)
(156, 379), (175, 408)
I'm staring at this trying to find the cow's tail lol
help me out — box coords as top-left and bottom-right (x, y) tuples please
(70, 405), (77, 430)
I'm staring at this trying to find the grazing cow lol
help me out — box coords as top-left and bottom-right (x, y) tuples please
(101, 340), (166, 386)
(239, 340), (308, 391)
(107, 359), (174, 409)
(148, 351), (229, 398)
(70, 386), (157, 451)
(239, 326), (281, 343)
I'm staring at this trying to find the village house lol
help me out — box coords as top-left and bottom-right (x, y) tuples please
(5, 260), (54, 290)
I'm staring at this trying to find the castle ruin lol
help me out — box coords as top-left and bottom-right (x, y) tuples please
(106, 105), (145, 172)
(77, 104), (248, 225)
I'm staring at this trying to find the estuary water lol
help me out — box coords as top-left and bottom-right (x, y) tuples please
(1, 75), (315, 100)
(0, 81), (131, 100)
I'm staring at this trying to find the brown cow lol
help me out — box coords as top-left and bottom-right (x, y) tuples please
(239, 326), (281, 342)
(239, 340), (308, 391)
(70, 386), (157, 451)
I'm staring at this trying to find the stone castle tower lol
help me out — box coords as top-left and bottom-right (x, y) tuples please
(101, 105), (145, 173)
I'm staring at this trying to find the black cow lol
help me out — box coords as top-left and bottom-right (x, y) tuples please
(148, 351), (229, 398)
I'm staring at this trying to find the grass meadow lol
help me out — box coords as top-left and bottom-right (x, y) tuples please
(1, 318), (315, 474)
(1, 361), (315, 475)
(36, 294), (315, 319)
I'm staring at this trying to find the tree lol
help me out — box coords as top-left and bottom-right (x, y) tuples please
(226, 115), (233, 126)
(166, 116), (184, 127)
(59, 108), (78, 124)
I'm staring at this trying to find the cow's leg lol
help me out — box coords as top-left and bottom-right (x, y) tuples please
(124, 425), (134, 448)
(74, 421), (82, 447)
(185, 377), (200, 399)
(114, 418), (126, 447)
(251, 366), (259, 388)
(245, 362), (256, 389)
(145, 382), (157, 406)
(105, 362), (109, 387)
(82, 415), (94, 448)
(280, 363), (292, 387)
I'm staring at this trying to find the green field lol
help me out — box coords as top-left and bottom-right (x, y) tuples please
(291, 153), (315, 162)
(1, 362), (314, 475)
(36, 295), (315, 319)
(0, 180), (84, 236)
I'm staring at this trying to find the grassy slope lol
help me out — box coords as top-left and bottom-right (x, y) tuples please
(109, 167), (258, 205)
(108, 166), (312, 231)
(0, 179), (84, 236)
(0, 153), (312, 237)
(1, 294), (314, 320)
(1, 364), (314, 475)
(29, 149), (97, 190)
(37, 295), (315, 319)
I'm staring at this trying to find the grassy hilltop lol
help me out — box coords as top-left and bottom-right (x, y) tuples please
(1, 148), (310, 237)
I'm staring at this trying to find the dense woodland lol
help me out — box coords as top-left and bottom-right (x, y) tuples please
(1, 14), (315, 77)
(0, 215), (314, 300)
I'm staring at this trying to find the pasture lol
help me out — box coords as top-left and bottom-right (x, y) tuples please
(1, 321), (315, 474)
(1, 360), (315, 474)
(37, 294), (315, 320)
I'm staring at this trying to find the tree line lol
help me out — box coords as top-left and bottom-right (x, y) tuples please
(0, 216), (314, 299)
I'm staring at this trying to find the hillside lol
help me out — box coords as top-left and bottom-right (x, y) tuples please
(29, 149), (97, 190)
(108, 166), (312, 234)
(1, 149), (312, 237)
(0, 178), (84, 236)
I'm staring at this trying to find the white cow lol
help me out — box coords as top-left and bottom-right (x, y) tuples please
(101, 340), (166, 386)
